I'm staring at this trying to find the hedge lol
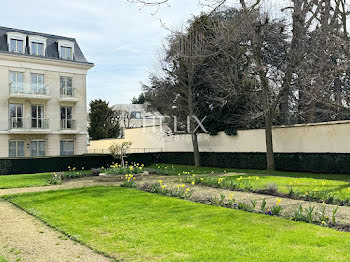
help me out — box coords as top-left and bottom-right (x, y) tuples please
(1, 152), (350, 175)
(151, 152), (350, 174)
(0, 154), (153, 175)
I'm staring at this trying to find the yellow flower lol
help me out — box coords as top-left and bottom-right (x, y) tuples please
(68, 166), (71, 169)
(289, 182), (293, 185)
(200, 178), (204, 181)
(256, 177), (259, 180)
(313, 188), (318, 192)
(322, 181), (326, 186)
(186, 188), (190, 192)
(181, 184), (185, 188)
(158, 180), (163, 184)
(276, 198), (282, 205)
(191, 181), (195, 185)
(305, 191), (309, 195)
(177, 185), (180, 190)
(229, 193), (234, 200)
(348, 187), (350, 191)
(161, 185), (165, 189)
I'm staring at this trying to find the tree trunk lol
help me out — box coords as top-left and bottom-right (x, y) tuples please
(264, 112), (275, 170)
(259, 61), (275, 171)
(280, 91), (289, 125)
(192, 132), (200, 167)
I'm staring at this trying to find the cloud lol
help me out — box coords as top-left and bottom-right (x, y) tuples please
(1, 0), (202, 104)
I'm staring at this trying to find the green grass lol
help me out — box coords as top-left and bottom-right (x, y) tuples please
(188, 174), (350, 201)
(0, 173), (51, 189)
(4, 186), (350, 261)
(0, 255), (7, 262)
(0, 170), (92, 189)
(148, 164), (350, 181)
(152, 164), (350, 201)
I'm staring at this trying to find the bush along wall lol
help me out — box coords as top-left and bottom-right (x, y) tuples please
(0, 154), (114, 175)
(0, 153), (153, 175)
(150, 152), (350, 174)
(2, 152), (350, 175)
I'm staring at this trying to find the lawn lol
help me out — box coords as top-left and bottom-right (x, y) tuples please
(0, 173), (51, 189)
(148, 164), (350, 181)
(0, 255), (7, 262)
(151, 164), (350, 201)
(0, 170), (92, 189)
(4, 186), (350, 261)
(190, 174), (350, 201)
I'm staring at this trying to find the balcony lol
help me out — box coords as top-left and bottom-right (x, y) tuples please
(59, 87), (78, 103)
(9, 117), (50, 134)
(9, 83), (50, 100)
(60, 119), (77, 129)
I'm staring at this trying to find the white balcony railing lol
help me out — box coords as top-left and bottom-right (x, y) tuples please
(9, 83), (49, 96)
(60, 87), (77, 98)
(60, 119), (76, 129)
(10, 117), (49, 130)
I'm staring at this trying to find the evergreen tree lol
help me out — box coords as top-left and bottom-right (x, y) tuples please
(88, 99), (120, 140)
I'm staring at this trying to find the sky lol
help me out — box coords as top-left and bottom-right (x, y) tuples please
(0, 0), (204, 105)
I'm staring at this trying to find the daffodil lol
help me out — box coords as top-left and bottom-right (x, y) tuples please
(276, 198), (282, 205)
(158, 180), (163, 184)
(322, 181), (326, 186)
(191, 181), (195, 185)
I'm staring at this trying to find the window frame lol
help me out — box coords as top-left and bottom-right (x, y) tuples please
(31, 73), (45, 94)
(30, 140), (46, 157)
(131, 111), (142, 119)
(57, 40), (75, 60)
(31, 104), (44, 129)
(31, 42), (44, 56)
(60, 106), (73, 129)
(9, 71), (24, 93)
(60, 76), (73, 96)
(6, 32), (27, 54)
(9, 140), (25, 157)
(60, 140), (74, 156)
(9, 103), (24, 128)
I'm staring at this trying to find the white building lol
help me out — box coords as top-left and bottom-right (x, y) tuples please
(0, 26), (93, 157)
(112, 104), (164, 129)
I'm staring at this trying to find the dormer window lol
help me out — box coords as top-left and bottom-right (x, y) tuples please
(10, 39), (23, 53)
(31, 42), (44, 56)
(7, 32), (27, 54)
(60, 46), (72, 60)
(57, 40), (74, 60)
(28, 35), (46, 56)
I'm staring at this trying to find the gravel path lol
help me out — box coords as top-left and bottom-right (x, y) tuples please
(0, 200), (112, 262)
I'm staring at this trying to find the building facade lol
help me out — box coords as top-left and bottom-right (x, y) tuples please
(113, 104), (164, 129)
(0, 26), (93, 158)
